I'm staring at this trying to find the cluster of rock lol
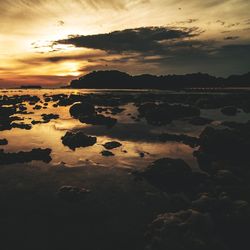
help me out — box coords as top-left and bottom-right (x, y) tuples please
(61, 131), (97, 150)
(0, 148), (52, 165)
(138, 103), (200, 125)
(69, 102), (117, 128)
(139, 120), (250, 250)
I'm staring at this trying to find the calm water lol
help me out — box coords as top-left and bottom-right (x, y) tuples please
(1, 89), (250, 170)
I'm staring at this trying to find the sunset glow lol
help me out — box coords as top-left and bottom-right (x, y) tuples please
(0, 0), (250, 87)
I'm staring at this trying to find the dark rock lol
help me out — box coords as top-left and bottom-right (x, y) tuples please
(11, 123), (32, 130)
(79, 114), (117, 128)
(214, 170), (241, 186)
(61, 131), (97, 150)
(101, 150), (114, 157)
(145, 209), (224, 250)
(140, 158), (192, 192)
(41, 113), (59, 121)
(194, 126), (250, 174)
(189, 116), (213, 126)
(69, 102), (95, 118)
(0, 139), (8, 145)
(221, 106), (238, 116)
(33, 105), (42, 110)
(139, 152), (145, 158)
(159, 133), (199, 148)
(110, 107), (125, 115)
(103, 141), (122, 150)
(57, 185), (90, 202)
(138, 103), (200, 125)
(0, 148), (52, 165)
(192, 193), (218, 213)
(31, 120), (44, 125)
(44, 97), (51, 102)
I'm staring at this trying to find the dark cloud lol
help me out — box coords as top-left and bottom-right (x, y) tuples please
(227, 22), (240, 28)
(56, 26), (201, 53)
(54, 26), (250, 76)
(224, 36), (240, 40)
(17, 51), (105, 66)
(216, 20), (225, 26)
(57, 20), (65, 26)
(174, 19), (199, 25)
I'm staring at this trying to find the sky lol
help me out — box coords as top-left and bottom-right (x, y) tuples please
(0, 0), (250, 87)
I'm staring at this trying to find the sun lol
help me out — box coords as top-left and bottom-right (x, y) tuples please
(56, 62), (82, 76)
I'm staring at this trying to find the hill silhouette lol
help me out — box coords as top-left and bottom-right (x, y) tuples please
(70, 70), (250, 89)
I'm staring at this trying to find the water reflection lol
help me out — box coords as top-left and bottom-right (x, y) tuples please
(1, 89), (250, 169)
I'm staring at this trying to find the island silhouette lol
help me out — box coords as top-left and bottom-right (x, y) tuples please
(69, 70), (250, 89)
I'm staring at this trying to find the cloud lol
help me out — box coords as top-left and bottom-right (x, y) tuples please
(224, 36), (240, 40)
(18, 51), (106, 65)
(55, 26), (201, 53)
(52, 25), (250, 76)
(0, 0), (148, 13)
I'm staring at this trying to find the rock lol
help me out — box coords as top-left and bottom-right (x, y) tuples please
(214, 170), (241, 185)
(33, 105), (42, 110)
(101, 150), (114, 157)
(57, 185), (90, 202)
(0, 139), (8, 145)
(31, 120), (44, 125)
(0, 107), (16, 131)
(110, 107), (125, 115)
(221, 106), (238, 116)
(145, 209), (224, 250)
(0, 106), (16, 117)
(231, 200), (250, 219)
(79, 114), (117, 128)
(103, 141), (122, 150)
(44, 97), (51, 102)
(192, 193), (218, 213)
(138, 103), (200, 125)
(139, 152), (145, 158)
(194, 126), (250, 174)
(61, 131), (97, 150)
(69, 102), (95, 118)
(159, 133), (199, 148)
(11, 123), (32, 130)
(0, 148), (52, 165)
(41, 113), (59, 121)
(168, 193), (191, 211)
(189, 116), (213, 126)
(140, 158), (192, 192)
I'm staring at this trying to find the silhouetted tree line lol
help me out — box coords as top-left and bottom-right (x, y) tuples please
(70, 70), (250, 89)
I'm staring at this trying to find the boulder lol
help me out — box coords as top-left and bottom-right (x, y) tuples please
(189, 116), (213, 126)
(138, 103), (200, 125)
(0, 148), (52, 165)
(0, 139), (8, 145)
(69, 102), (95, 118)
(101, 150), (114, 157)
(221, 106), (238, 116)
(61, 131), (97, 150)
(145, 209), (225, 250)
(79, 114), (117, 128)
(103, 141), (122, 150)
(140, 158), (192, 192)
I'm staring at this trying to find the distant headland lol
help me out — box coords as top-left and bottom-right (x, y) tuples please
(21, 85), (42, 89)
(69, 70), (250, 89)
